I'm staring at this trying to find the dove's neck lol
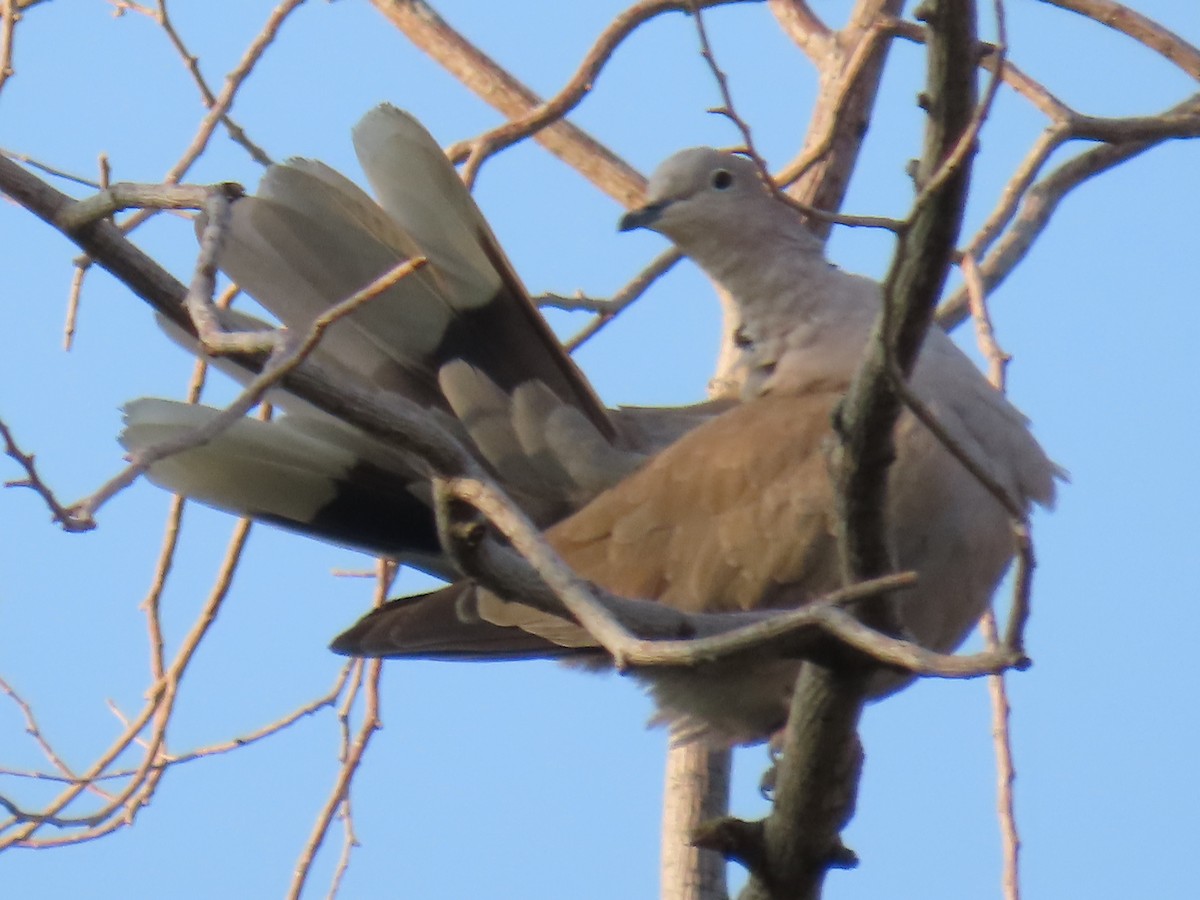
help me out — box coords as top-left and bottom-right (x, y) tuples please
(683, 213), (883, 398)
(684, 212), (871, 322)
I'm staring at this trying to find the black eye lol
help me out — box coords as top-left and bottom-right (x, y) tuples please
(711, 169), (734, 190)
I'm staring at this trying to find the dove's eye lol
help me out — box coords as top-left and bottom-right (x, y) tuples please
(711, 169), (734, 190)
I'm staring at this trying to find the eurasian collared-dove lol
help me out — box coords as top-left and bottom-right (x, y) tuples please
(122, 106), (1059, 745)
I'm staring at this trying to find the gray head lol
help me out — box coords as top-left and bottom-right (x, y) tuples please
(618, 148), (821, 261)
(619, 149), (767, 235)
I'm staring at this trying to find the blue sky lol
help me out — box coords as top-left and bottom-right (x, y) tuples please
(1, 1), (1197, 897)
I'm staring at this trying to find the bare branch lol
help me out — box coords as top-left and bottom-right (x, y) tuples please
(114, 0), (305, 236)
(0, 677), (113, 802)
(691, 1), (763, 166)
(0, 148), (101, 189)
(766, 0), (832, 60)
(937, 93), (1200, 328)
(0, 417), (93, 531)
(369, 0), (646, 207)
(1041, 0), (1200, 80)
(961, 251), (1011, 385)
(535, 290), (623, 315)
(837, 0), (978, 588)
(56, 182), (236, 232)
(980, 609), (1021, 900)
(63, 259), (86, 350)
(448, 0), (758, 188)
(1, 517), (252, 847)
(956, 124), (1069, 270)
(564, 249), (681, 351)
(662, 744), (732, 900)
(288, 646), (383, 900)
(150, 0), (273, 166)
(732, 4), (983, 896)
(0, 0), (18, 96)
(783, 0), (905, 234)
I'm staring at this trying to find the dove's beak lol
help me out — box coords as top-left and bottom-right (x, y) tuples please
(618, 202), (668, 232)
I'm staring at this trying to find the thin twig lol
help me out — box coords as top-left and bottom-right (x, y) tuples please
(954, 124), (1069, 273)
(938, 94), (1200, 328)
(691, 1), (763, 170)
(151, 0), (273, 165)
(961, 251), (1010, 386)
(62, 255), (87, 350)
(1, 516), (252, 846)
(535, 290), (623, 314)
(777, 0), (906, 237)
(0, 677), (114, 802)
(0, 148), (101, 189)
(564, 250), (681, 351)
(115, 0), (306, 236)
(0, 417), (93, 531)
(324, 560), (394, 898)
(140, 342), (223, 686)
(0, 666), (353, 787)
(290, 644), (385, 898)
(449, 0), (757, 188)
(980, 608), (1021, 900)
(693, 3), (907, 235)
(885, 18), (1073, 121)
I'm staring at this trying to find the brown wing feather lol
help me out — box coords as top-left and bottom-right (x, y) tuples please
(546, 389), (845, 615)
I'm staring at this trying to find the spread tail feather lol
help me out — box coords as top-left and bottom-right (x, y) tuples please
(121, 399), (448, 573)
(205, 104), (612, 437)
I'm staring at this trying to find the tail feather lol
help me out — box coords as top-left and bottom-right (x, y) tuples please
(352, 105), (508, 304)
(217, 180), (447, 410)
(203, 104), (614, 437)
(121, 399), (447, 572)
(329, 582), (588, 661)
(352, 105), (615, 435)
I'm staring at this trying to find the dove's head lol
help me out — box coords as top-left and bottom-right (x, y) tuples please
(618, 148), (818, 265)
(618, 149), (772, 239)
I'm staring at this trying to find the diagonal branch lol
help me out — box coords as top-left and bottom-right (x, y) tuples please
(782, 0), (906, 233)
(1039, 0), (1200, 80)
(369, 0), (646, 207)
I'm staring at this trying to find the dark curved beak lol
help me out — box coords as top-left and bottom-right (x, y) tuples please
(618, 202), (668, 233)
